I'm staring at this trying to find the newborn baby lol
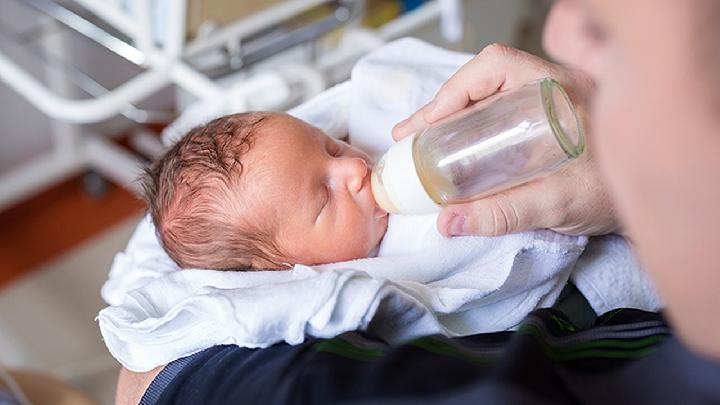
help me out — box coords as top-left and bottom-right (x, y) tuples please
(142, 111), (389, 270)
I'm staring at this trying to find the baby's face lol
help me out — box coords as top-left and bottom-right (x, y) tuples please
(243, 114), (389, 266)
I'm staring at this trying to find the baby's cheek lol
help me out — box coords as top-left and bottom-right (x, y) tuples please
(338, 231), (373, 257)
(333, 226), (374, 260)
(324, 205), (382, 261)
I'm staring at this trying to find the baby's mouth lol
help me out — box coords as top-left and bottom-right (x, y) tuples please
(373, 198), (388, 219)
(364, 169), (388, 219)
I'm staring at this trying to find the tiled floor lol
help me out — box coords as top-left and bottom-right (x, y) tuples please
(0, 214), (142, 404)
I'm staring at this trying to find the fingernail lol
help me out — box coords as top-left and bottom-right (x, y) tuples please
(447, 214), (467, 236)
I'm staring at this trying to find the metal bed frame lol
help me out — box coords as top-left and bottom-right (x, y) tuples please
(0, 0), (458, 210)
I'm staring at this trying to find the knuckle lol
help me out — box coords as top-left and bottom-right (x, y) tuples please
(497, 196), (521, 232)
(411, 111), (429, 128)
(436, 80), (457, 101)
(546, 192), (571, 229)
(479, 43), (513, 58)
(475, 198), (516, 236)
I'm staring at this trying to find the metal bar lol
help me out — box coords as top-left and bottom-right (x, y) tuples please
(0, 130), (147, 210)
(83, 135), (145, 193)
(0, 47), (170, 122)
(0, 0), (443, 125)
(163, 0), (186, 59)
(170, 62), (223, 100)
(129, 129), (166, 160)
(71, 0), (139, 39)
(0, 22), (173, 123)
(41, 18), (80, 163)
(201, 7), (351, 78)
(130, 0), (154, 61)
(23, 0), (145, 64)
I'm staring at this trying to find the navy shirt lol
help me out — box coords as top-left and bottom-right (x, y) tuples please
(142, 308), (720, 404)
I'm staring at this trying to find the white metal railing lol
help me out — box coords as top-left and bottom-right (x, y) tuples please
(0, 0), (453, 210)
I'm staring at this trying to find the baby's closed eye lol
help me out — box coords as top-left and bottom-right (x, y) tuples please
(326, 141), (344, 157)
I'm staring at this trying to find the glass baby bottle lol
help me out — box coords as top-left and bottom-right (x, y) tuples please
(372, 78), (585, 215)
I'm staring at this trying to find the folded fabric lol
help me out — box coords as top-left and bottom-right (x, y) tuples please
(571, 234), (661, 315)
(98, 38), (660, 373)
(100, 214), (585, 371)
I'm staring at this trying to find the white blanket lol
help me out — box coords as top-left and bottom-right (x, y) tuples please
(98, 38), (660, 372)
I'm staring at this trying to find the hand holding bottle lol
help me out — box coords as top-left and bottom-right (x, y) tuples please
(392, 44), (619, 237)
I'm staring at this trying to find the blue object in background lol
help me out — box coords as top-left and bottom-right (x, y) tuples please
(401, 0), (425, 12)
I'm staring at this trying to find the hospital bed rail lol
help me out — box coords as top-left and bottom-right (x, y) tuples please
(0, 0), (456, 210)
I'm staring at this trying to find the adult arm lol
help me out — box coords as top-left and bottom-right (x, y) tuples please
(109, 310), (720, 404)
(115, 366), (164, 405)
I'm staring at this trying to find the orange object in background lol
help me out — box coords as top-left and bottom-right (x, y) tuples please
(0, 175), (143, 290)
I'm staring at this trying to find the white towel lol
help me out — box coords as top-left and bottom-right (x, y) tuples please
(98, 38), (660, 373)
(100, 215), (585, 372)
(571, 234), (661, 315)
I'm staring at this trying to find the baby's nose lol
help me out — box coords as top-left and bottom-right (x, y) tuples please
(337, 157), (368, 193)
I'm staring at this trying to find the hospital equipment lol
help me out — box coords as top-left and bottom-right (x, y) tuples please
(0, 0), (464, 211)
(371, 78), (585, 215)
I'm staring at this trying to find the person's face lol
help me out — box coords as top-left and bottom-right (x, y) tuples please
(544, 0), (720, 348)
(245, 114), (388, 266)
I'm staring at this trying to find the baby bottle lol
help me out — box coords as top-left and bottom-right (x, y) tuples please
(372, 78), (585, 215)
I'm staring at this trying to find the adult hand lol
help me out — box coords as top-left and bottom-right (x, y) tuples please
(392, 44), (619, 237)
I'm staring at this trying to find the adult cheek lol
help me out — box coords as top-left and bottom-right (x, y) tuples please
(589, 86), (630, 209)
(543, 0), (583, 66)
(543, 0), (606, 80)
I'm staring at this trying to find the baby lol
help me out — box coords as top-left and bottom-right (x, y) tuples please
(141, 111), (389, 271)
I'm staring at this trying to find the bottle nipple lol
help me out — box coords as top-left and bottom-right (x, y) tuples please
(371, 160), (400, 214)
(371, 135), (441, 215)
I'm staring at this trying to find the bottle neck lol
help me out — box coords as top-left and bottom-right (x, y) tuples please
(371, 134), (441, 215)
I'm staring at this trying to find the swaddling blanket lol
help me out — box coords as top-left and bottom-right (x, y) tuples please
(99, 216), (585, 372)
(99, 39), (656, 373)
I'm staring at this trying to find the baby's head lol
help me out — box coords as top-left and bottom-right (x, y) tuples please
(141, 112), (389, 271)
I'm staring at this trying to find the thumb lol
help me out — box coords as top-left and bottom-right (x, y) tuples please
(437, 185), (561, 237)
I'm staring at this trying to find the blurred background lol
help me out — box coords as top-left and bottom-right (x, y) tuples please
(0, 0), (550, 403)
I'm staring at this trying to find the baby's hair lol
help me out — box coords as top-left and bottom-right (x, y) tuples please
(140, 112), (284, 271)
